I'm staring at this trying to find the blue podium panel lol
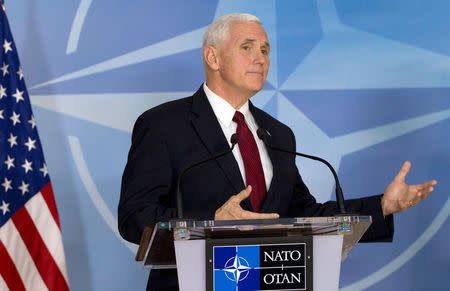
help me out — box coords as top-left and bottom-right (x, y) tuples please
(207, 237), (312, 291)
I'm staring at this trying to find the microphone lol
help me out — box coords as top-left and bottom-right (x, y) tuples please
(256, 128), (348, 215)
(176, 134), (239, 219)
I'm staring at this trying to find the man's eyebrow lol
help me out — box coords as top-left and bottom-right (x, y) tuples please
(241, 38), (271, 49)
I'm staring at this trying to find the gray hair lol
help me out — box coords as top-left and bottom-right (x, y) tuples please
(202, 13), (261, 51)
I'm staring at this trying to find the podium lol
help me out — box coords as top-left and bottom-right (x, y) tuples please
(136, 216), (371, 291)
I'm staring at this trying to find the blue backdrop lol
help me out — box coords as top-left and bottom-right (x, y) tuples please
(6, 0), (450, 290)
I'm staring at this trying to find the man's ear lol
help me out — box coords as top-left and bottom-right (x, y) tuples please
(204, 46), (220, 71)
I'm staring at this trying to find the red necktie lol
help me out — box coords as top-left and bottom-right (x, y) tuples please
(233, 111), (266, 212)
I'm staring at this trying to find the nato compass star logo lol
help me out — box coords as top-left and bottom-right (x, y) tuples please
(223, 255), (251, 283)
(214, 245), (261, 290)
(24, 0), (450, 290)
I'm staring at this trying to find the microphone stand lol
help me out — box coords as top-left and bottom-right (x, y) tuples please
(257, 129), (349, 215)
(176, 134), (239, 219)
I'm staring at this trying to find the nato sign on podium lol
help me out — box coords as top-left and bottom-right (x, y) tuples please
(135, 216), (371, 291)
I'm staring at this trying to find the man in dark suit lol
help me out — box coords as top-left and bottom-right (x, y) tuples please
(118, 13), (437, 290)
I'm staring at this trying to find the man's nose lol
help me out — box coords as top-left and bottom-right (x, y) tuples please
(253, 51), (266, 65)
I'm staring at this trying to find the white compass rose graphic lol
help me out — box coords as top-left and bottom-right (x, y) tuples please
(223, 255), (251, 283)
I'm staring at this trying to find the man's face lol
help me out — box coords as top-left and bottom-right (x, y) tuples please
(216, 21), (270, 99)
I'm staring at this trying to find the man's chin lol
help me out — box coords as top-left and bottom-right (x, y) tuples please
(245, 79), (265, 91)
(249, 83), (265, 94)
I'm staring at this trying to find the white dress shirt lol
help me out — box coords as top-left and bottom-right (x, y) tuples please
(203, 83), (273, 191)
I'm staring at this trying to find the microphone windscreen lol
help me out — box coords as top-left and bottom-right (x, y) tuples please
(230, 133), (239, 145)
(256, 128), (266, 141)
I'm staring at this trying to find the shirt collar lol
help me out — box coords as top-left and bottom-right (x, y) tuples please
(203, 83), (250, 128)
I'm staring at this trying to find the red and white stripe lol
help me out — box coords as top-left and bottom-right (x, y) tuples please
(0, 183), (69, 291)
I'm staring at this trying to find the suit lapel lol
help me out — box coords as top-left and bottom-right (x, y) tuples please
(190, 87), (246, 196)
(250, 103), (282, 212)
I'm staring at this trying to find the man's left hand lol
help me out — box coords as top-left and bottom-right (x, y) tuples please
(381, 161), (437, 216)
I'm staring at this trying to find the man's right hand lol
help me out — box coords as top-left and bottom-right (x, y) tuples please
(214, 185), (280, 220)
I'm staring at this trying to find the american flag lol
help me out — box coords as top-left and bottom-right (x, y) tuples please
(0, 4), (70, 291)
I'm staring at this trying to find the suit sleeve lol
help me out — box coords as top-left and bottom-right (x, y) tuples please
(286, 128), (394, 242)
(118, 113), (177, 244)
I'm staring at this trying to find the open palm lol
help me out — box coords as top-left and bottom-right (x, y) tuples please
(382, 161), (437, 216)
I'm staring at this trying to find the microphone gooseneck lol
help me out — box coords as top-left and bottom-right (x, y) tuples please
(176, 134), (239, 219)
(257, 128), (347, 215)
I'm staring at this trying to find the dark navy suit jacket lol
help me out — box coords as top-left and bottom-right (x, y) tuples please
(118, 85), (393, 289)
